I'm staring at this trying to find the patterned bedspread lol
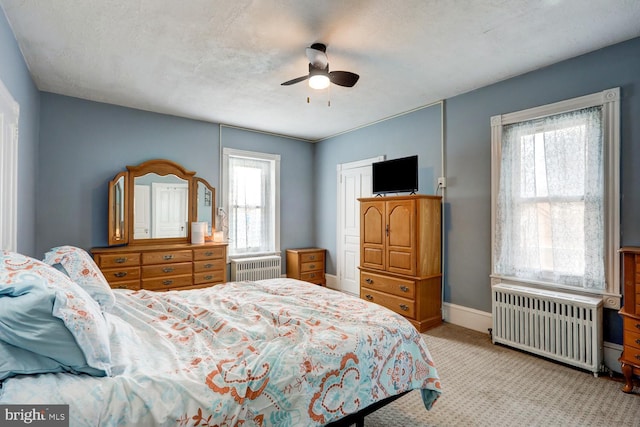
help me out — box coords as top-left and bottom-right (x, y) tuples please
(0, 278), (441, 426)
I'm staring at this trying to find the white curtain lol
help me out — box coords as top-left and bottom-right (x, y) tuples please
(228, 156), (273, 255)
(494, 106), (605, 289)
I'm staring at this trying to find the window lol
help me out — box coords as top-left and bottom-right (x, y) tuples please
(491, 88), (620, 309)
(222, 148), (280, 257)
(0, 79), (19, 252)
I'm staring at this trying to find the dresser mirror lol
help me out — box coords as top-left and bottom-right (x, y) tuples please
(107, 159), (216, 246)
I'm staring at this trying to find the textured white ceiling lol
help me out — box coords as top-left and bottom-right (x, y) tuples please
(2, 0), (639, 141)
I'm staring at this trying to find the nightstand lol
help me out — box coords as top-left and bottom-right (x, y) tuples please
(286, 248), (326, 286)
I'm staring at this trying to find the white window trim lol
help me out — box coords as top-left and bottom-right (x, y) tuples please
(221, 147), (281, 260)
(0, 78), (19, 252)
(490, 88), (621, 309)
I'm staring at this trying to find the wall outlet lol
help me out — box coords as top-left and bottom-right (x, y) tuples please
(438, 177), (447, 188)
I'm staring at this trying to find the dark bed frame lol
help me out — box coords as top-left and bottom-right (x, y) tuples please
(324, 390), (410, 427)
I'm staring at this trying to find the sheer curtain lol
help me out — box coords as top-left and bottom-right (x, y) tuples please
(494, 106), (605, 290)
(228, 156), (274, 255)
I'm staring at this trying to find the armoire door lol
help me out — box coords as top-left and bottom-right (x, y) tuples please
(360, 200), (385, 271)
(386, 199), (416, 276)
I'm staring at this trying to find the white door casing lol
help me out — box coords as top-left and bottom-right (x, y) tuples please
(335, 156), (384, 295)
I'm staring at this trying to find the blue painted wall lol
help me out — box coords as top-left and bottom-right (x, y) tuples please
(36, 95), (315, 267)
(0, 7), (40, 256)
(315, 106), (443, 273)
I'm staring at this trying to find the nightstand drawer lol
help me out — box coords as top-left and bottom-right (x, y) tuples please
(194, 259), (225, 272)
(301, 261), (323, 273)
(301, 271), (325, 284)
(193, 246), (226, 260)
(194, 270), (226, 285)
(300, 251), (324, 263)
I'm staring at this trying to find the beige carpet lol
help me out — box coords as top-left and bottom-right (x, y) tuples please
(364, 323), (640, 427)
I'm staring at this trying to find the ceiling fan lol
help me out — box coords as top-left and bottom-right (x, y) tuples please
(281, 43), (359, 90)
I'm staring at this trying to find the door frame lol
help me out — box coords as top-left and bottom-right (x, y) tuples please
(335, 156), (384, 292)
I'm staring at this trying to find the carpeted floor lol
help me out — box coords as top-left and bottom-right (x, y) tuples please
(364, 323), (640, 426)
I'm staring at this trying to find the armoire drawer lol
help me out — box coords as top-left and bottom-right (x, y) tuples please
(360, 271), (416, 299)
(360, 287), (416, 319)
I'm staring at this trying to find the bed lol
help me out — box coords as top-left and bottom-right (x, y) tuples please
(0, 247), (441, 426)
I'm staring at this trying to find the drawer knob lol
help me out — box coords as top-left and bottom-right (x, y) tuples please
(399, 304), (409, 311)
(162, 280), (173, 286)
(205, 251), (213, 256)
(162, 267), (174, 273)
(114, 272), (127, 278)
(365, 278), (373, 284)
(636, 323), (640, 330)
(117, 285), (128, 289)
(309, 255), (315, 260)
(399, 285), (409, 292)
(365, 294), (373, 301)
(115, 257), (127, 264)
(636, 339), (640, 345)
(636, 354), (640, 361)
(309, 264), (316, 269)
(204, 263), (213, 268)
(163, 255), (174, 260)
(309, 273), (316, 278)
(204, 275), (213, 280)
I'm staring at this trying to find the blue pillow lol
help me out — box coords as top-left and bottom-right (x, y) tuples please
(0, 250), (112, 380)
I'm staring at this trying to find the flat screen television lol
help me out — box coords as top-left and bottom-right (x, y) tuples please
(372, 155), (418, 195)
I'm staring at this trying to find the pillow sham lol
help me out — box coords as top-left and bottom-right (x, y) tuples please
(43, 245), (116, 312)
(0, 250), (112, 378)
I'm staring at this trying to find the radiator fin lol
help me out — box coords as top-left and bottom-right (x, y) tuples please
(230, 255), (281, 281)
(492, 283), (602, 373)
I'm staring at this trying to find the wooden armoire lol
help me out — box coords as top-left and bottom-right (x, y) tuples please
(359, 194), (442, 332)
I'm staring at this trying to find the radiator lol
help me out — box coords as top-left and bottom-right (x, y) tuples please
(230, 255), (282, 281)
(491, 283), (603, 374)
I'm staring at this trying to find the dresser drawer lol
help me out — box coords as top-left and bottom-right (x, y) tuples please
(102, 266), (141, 284)
(361, 287), (415, 319)
(143, 274), (193, 290)
(142, 250), (192, 265)
(360, 271), (416, 299)
(96, 253), (141, 268)
(623, 315), (640, 334)
(194, 259), (225, 273)
(193, 246), (225, 261)
(625, 329), (640, 350)
(301, 271), (325, 284)
(194, 270), (226, 285)
(110, 280), (141, 291)
(142, 262), (192, 278)
(621, 344), (640, 366)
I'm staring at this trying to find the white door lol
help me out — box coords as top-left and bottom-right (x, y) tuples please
(335, 156), (384, 295)
(152, 183), (189, 238)
(134, 185), (151, 239)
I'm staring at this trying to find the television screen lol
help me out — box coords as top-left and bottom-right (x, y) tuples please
(372, 155), (418, 195)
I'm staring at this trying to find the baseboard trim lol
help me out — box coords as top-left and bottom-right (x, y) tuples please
(604, 341), (623, 374)
(442, 302), (492, 335)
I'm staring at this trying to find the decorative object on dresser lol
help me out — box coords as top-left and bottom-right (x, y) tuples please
(92, 159), (228, 291)
(286, 248), (326, 285)
(619, 247), (640, 393)
(359, 195), (442, 332)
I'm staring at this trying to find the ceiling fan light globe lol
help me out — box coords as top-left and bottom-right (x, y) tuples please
(309, 74), (330, 90)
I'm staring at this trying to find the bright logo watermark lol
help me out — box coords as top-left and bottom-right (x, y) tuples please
(1, 405), (68, 426)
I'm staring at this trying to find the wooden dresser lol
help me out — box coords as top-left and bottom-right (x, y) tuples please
(359, 195), (442, 332)
(92, 243), (227, 291)
(619, 247), (640, 393)
(286, 248), (326, 285)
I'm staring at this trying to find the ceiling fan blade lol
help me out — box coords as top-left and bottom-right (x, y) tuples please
(329, 71), (359, 87)
(281, 75), (309, 86)
(306, 44), (328, 69)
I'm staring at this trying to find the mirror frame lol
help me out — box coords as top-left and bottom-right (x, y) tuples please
(108, 159), (219, 246)
(107, 171), (128, 246)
